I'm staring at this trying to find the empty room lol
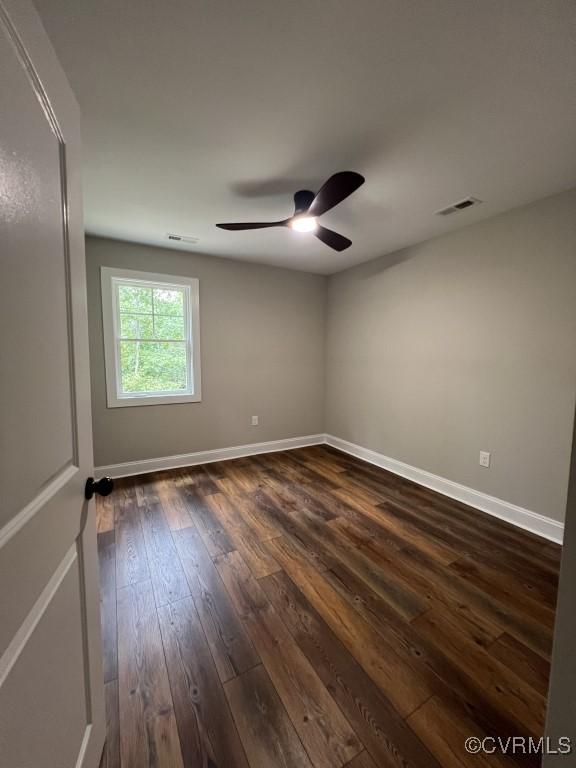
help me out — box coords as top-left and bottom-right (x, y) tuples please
(1, 1), (576, 767)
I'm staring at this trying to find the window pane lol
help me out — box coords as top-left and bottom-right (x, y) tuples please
(118, 285), (152, 313)
(154, 314), (185, 340)
(153, 288), (184, 316)
(119, 341), (188, 393)
(120, 313), (154, 339)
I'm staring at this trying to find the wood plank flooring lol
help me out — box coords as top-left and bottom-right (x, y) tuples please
(96, 445), (561, 768)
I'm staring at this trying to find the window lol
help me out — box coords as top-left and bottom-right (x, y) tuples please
(101, 267), (201, 407)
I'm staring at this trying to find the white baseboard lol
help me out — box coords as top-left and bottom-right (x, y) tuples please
(96, 434), (325, 479)
(325, 434), (564, 544)
(96, 431), (564, 544)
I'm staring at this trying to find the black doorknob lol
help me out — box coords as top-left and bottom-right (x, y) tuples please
(85, 476), (114, 500)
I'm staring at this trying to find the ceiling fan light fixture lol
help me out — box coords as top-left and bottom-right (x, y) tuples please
(290, 215), (318, 233)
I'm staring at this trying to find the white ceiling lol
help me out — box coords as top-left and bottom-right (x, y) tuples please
(34, 0), (576, 274)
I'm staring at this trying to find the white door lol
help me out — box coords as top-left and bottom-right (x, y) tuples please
(0, 1), (105, 767)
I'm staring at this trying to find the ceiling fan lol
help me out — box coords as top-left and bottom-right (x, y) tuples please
(216, 171), (365, 252)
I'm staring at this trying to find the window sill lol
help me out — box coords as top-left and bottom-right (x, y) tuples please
(106, 392), (202, 408)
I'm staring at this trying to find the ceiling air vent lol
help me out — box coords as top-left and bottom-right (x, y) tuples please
(436, 197), (482, 216)
(167, 233), (199, 244)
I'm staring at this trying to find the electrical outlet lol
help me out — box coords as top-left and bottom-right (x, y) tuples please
(479, 450), (491, 468)
(251, 415), (259, 426)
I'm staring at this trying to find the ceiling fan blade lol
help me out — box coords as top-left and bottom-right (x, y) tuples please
(315, 225), (352, 252)
(308, 171), (365, 217)
(293, 189), (315, 215)
(216, 220), (287, 230)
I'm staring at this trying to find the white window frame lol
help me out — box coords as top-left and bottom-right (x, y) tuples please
(100, 267), (201, 407)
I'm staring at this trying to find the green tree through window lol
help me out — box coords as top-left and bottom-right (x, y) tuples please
(117, 284), (188, 393)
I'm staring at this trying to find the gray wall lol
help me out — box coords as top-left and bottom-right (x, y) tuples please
(86, 236), (326, 467)
(325, 189), (576, 523)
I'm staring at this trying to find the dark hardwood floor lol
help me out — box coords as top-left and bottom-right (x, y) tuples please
(96, 445), (561, 768)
